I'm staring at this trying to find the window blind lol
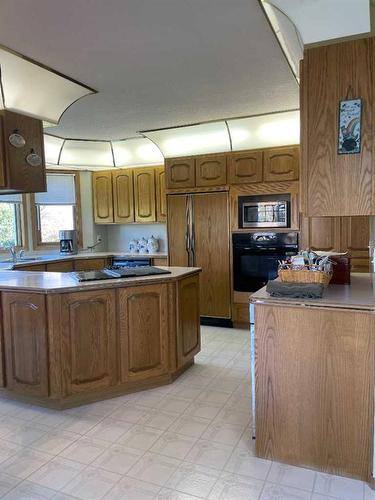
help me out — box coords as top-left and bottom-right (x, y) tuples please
(0, 193), (22, 203)
(35, 173), (76, 205)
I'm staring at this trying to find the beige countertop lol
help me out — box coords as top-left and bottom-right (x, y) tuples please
(0, 267), (199, 293)
(250, 273), (375, 311)
(0, 252), (168, 270)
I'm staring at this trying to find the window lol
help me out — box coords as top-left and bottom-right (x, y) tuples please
(0, 194), (24, 250)
(33, 172), (81, 247)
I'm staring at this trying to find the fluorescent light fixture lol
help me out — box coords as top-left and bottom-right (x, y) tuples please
(143, 122), (231, 158)
(43, 135), (65, 164)
(112, 138), (163, 166)
(227, 110), (300, 150)
(59, 140), (113, 167)
(261, 1), (303, 81)
(0, 46), (95, 123)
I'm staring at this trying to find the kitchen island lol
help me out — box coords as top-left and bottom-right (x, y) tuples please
(251, 273), (375, 482)
(0, 267), (200, 408)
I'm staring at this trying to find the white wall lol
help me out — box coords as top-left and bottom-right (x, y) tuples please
(106, 224), (167, 253)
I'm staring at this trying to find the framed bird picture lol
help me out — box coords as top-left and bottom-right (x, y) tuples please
(338, 98), (362, 154)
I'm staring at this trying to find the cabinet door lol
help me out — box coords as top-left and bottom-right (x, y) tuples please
(193, 192), (231, 318)
(112, 169), (135, 223)
(92, 171), (114, 223)
(263, 146), (299, 182)
(177, 274), (200, 367)
(2, 293), (49, 396)
(133, 167), (156, 223)
(2, 111), (46, 193)
(300, 216), (341, 252)
(119, 284), (169, 382)
(165, 157), (195, 189)
(230, 151), (263, 184)
(341, 216), (370, 272)
(155, 167), (167, 222)
(196, 154), (227, 187)
(74, 258), (108, 271)
(167, 194), (189, 266)
(46, 261), (74, 272)
(61, 290), (117, 395)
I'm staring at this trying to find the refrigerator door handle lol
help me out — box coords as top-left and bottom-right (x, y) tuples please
(191, 195), (196, 266)
(185, 195), (193, 266)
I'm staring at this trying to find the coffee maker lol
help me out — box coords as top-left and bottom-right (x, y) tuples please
(59, 230), (78, 255)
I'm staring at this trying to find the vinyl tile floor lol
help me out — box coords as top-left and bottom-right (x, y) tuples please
(0, 326), (371, 500)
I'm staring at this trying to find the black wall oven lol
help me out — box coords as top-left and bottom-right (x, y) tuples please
(238, 193), (291, 229)
(233, 232), (298, 292)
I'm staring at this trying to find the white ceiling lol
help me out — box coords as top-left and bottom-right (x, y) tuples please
(0, 0), (299, 140)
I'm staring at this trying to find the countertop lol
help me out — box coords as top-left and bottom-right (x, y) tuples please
(0, 267), (200, 293)
(250, 273), (375, 311)
(0, 252), (168, 270)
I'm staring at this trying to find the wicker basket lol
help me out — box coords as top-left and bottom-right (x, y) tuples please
(278, 268), (332, 287)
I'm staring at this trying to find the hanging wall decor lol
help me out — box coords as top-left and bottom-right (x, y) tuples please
(338, 98), (362, 154)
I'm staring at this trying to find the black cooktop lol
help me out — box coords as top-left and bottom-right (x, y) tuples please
(72, 266), (171, 282)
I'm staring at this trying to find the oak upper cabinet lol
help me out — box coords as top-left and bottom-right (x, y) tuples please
(155, 166), (167, 222)
(230, 151), (263, 184)
(301, 39), (375, 216)
(0, 110), (46, 193)
(112, 169), (135, 223)
(118, 283), (169, 382)
(93, 171), (114, 223)
(177, 274), (201, 368)
(165, 157), (195, 189)
(196, 154), (227, 187)
(2, 293), (49, 396)
(133, 167), (156, 223)
(263, 146), (299, 182)
(300, 217), (341, 252)
(60, 290), (117, 395)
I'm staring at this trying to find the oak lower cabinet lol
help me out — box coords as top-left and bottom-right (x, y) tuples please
(112, 169), (135, 223)
(73, 258), (108, 271)
(93, 171), (114, 223)
(60, 290), (117, 395)
(46, 261), (74, 272)
(2, 293), (49, 396)
(301, 216), (370, 272)
(119, 284), (169, 382)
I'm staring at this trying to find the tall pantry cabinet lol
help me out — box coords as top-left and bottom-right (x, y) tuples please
(168, 192), (231, 320)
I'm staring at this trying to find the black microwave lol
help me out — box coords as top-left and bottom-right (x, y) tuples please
(238, 193), (291, 228)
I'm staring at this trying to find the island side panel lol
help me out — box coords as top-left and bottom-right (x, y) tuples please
(255, 304), (374, 480)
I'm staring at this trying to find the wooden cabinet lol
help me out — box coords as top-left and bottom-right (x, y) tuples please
(196, 154), (227, 187)
(133, 167), (156, 222)
(230, 151), (263, 184)
(46, 261), (74, 272)
(165, 157), (195, 189)
(155, 167), (167, 222)
(73, 258), (108, 271)
(93, 171), (114, 223)
(2, 293), (49, 396)
(263, 146), (299, 182)
(177, 274), (200, 367)
(167, 195), (189, 267)
(301, 216), (370, 272)
(118, 283), (169, 382)
(153, 257), (168, 266)
(17, 264), (46, 271)
(60, 290), (117, 395)
(0, 110), (46, 194)
(301, 39), (375, 216)
(112, 169), (134, 223)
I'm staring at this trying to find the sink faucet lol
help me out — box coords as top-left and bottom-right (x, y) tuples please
(7, 246), (24, 262)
